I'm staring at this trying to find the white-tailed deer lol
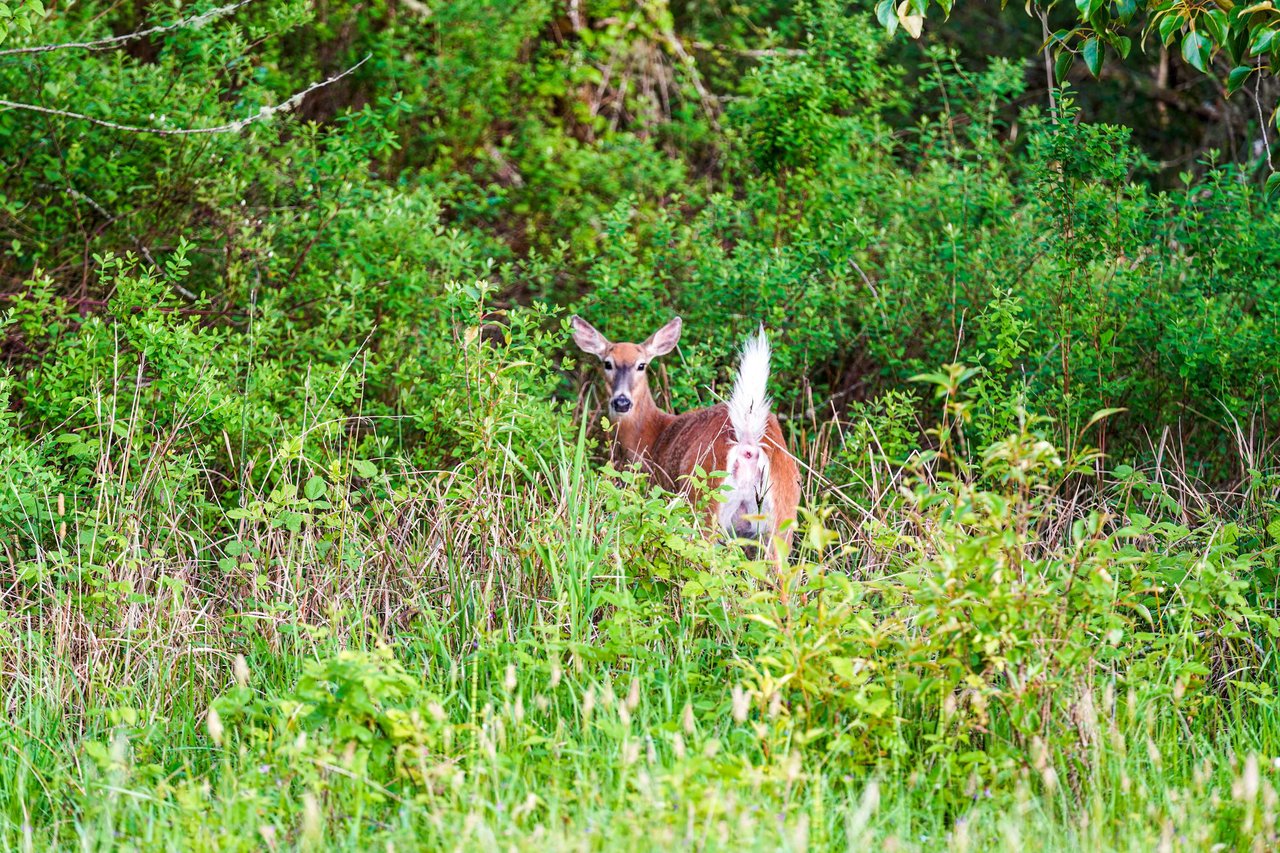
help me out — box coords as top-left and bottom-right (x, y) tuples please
(571, 315), (801, 555)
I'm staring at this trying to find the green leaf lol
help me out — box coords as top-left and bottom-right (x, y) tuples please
(304, 476), (328, 501)
(1181, 31), (1210, 73)
(1113, 34), (1133, 59)
(1250, 27), (1276, 56)
(1201, 9), (1229, 45)
(1227, 65), (1253, 95)
(352, 459), (378, 478)
(875, 0), (899, 35)
(1159, 13), (1184, 45)
(1083, 37), (1103, 77)
(1054, 49), (1074, 86)
(1084, 407), (1127, 430)
(1265, 172), (1280, 201)
(277, 510), (304, 533)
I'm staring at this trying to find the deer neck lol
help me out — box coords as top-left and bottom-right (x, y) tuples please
(614, 388), (672, 463)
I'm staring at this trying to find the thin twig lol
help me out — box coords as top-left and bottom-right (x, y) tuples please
(0, 0), (258, 58)
(0, 55), (370, 135)
(1038, 10), (1058, 124)
(1252, 65), (1275, 173)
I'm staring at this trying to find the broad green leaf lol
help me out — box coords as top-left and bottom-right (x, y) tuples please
(1250, 27), (1276, 55)
(1227, 64), (1253, 95)
(876, 0), (899, 35)
(1265, 171), (1280, 200)
(1159, 13), (1184, 45)
(1054, 49), (1074, 87)
(1083, 37), (1103, 77)
(1181, 31), (1210, 72)
(1202, 9), (1229, 45)
(304, 476), (328, 500)
(276, 510), (304, 533)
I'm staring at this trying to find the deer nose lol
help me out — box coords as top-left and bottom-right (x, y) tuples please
(611, 395), (632, 414)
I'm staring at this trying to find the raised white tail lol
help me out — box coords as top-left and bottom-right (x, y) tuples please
(721, 327), (774, 540)
(727, 327), (772, 448)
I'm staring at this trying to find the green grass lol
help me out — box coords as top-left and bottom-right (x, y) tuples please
(0, 413), (1277, 852)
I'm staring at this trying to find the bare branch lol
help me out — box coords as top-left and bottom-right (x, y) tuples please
(690, 41), (807, 58)
(0, 55), (371, 135)
(1253, 65), (1275, 174)
(0, 0), (258, 58)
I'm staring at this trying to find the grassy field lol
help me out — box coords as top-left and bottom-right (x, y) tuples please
(2, 374), (1277, 851)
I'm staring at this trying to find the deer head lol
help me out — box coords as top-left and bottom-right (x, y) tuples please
(570, 315), (682, 418)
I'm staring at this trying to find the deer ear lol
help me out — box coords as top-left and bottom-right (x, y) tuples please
(570, 316), (611, 357)
(643, 316), (682, 357)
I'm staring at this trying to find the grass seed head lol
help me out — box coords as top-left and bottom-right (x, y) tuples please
(234, 654), (250, 687)
(504, 663), (517, 693)
(731, 685), (750, 723)
(1146, 737), (1163, 770)
(207, 706), (224, 746)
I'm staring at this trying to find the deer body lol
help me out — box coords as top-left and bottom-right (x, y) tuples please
(572, 316), (800, 552)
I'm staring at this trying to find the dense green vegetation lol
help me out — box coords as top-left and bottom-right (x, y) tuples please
(1, 1), (1278, 849)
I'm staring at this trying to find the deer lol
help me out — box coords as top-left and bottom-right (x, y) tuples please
(571, 315), (801, 557)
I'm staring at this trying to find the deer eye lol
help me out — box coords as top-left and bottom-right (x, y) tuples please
(603, 359), (614, 371)
(636, 362), (647, 372)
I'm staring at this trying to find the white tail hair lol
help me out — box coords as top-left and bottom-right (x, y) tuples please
(720, 327), (774, 540)
(727, 326), (772, 448)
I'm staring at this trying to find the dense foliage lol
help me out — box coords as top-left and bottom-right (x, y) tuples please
(883, 0), (1280, 87)
(1, 0), (1278, 849)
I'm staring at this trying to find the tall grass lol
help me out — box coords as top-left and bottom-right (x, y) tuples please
(1, 372), (1277, 851)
